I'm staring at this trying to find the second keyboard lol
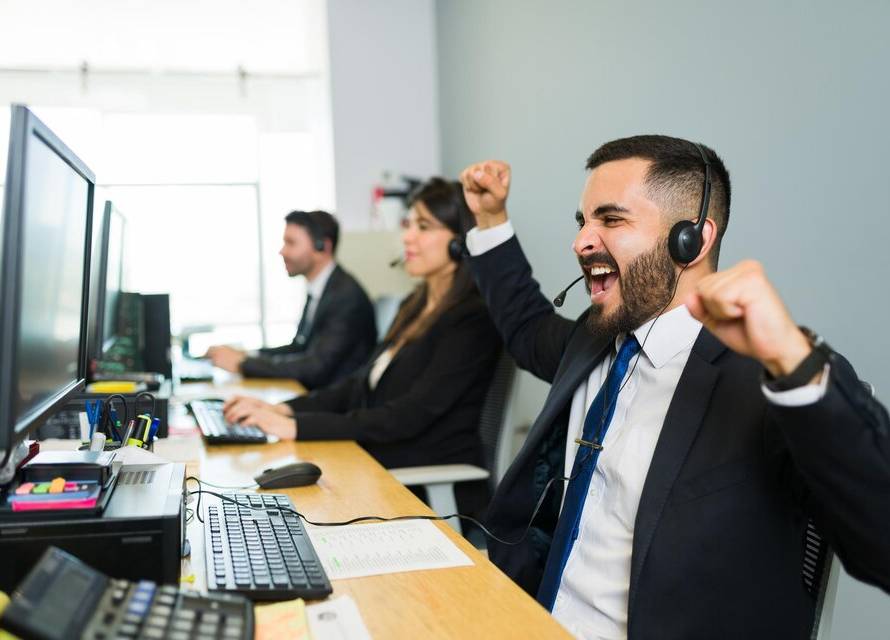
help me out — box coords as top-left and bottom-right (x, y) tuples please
(204, 492), (333, 601)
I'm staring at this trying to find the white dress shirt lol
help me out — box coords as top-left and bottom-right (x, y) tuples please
(368, 347), (395, 390)
(466, 221), (829, 639)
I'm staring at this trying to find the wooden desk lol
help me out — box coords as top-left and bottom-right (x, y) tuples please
(167, 381), (570, 639)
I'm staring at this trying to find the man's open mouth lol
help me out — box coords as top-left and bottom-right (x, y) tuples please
(588, 264), (619, 297)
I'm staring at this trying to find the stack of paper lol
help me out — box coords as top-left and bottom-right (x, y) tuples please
(306, 519), (473, 580)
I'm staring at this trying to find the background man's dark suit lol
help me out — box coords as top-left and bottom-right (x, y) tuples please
(472, 235), (890, 638)
(240, 265), (376, 389)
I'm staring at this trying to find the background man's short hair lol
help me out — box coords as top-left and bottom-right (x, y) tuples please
(284, 209), (340, 253)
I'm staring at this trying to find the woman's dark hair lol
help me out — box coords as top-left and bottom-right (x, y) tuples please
(383, 177), (478, 346)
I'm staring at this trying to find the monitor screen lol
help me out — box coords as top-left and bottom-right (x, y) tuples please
(0, 105), (94, 457)
(102, 205), (124, 349)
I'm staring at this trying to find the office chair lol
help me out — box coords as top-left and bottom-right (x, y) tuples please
(808, 379), (875, 639)
(810, 545), (840, 640)
(390, 351), (519, 535)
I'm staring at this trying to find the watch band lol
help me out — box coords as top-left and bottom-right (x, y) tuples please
(763, 327), (832, 392)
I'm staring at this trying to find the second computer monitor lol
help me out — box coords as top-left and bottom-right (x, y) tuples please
(95, 200), (126, 356)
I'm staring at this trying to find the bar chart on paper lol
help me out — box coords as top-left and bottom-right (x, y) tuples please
(306, 520), (473, 580)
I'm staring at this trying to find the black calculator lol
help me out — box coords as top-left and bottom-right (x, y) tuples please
(0, 546), (254, 640)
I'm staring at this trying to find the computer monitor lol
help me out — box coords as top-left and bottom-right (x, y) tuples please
(90, 200), (126, 360)
(0, 105), (95, 463)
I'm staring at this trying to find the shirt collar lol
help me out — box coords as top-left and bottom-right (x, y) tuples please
(616, 304), (702, 369)
(306, 261), (336, 300)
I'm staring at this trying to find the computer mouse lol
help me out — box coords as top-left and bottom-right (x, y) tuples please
(254, 461), (322, 489)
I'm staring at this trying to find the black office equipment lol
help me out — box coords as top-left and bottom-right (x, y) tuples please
(0, 104), (95, 468)
(204, 492), (332, 601)
(188, 399), (268, 444)
(142, 293), (174, 379)
(254, 461), (322, 489)
(21, 450), (116, 484)
(37, 387), (171, 440)
(0, 546), (254, 640)
(0, 462), (185, 592)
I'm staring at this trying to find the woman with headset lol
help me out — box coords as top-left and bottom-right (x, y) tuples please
(223, 177), (501, 475)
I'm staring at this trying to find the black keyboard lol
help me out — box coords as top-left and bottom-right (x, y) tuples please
(0, 546), (253, 640)
(189, 399), (268, 444)
(204, 492), (332, 601)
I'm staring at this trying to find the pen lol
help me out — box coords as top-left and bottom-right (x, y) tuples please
(85, 400), (102, 439)
(121, 419), (136, 445)
(111, 419), (123, 442)
(141, 415), (152, 442)
(148, 417), (160, 442)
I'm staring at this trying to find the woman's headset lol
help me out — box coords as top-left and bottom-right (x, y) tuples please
(448, 237), (467, 262)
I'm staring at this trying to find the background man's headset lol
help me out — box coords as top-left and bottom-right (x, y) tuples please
(291, 211), (326, 252)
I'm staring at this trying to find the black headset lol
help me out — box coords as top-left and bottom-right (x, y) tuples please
(291, 211), (326, 252)
(448, 237), (467, 262)
(305, 216), (326, 252)
(667, 143), (712, 264)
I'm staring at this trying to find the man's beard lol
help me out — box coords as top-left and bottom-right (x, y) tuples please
(585, 238), (677, 337)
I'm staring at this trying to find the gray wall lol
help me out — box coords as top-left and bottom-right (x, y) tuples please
(327, 0), (440, 229)
(435, 1), (890, 638)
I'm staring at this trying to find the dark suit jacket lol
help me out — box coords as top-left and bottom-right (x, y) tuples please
(240, 265), (376, 389)
(472, 235), (890, 639)
(284, 294), (501, 470)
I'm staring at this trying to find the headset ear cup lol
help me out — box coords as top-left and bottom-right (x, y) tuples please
(314, 238), (325, 252)
(448, 238), (466, 262)
(668, 220), (701, 264)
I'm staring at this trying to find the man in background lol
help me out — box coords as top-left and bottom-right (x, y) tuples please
(208, 209), (376, 389)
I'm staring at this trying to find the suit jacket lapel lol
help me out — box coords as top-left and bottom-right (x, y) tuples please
(307, 266), (342, 333)
(627, 329), (726, 623)
(506, 327), (613, 482)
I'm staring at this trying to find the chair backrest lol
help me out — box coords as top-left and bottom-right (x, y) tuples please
(477, 350), (519, 491)
(372, 294), (403, 342)
(810, 550), (840, 640)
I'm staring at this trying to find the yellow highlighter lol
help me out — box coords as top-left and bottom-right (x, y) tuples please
(86, 381), (141, 394)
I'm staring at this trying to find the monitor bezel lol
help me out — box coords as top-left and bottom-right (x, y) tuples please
(0, 104), (95, 459)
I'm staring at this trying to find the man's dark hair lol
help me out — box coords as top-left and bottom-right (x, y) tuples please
(586, 135), (731, 266)
(284, 209), (340, 253)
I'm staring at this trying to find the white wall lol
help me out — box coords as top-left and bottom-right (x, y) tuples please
(325, 0), (441, 230)
(436, 1), (890, 638)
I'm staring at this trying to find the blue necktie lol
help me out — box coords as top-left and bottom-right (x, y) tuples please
(536, 334), (642, 610)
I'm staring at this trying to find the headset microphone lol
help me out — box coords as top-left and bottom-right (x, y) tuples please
(389, 256), (404, 268)
(552, 275), (585, 307)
